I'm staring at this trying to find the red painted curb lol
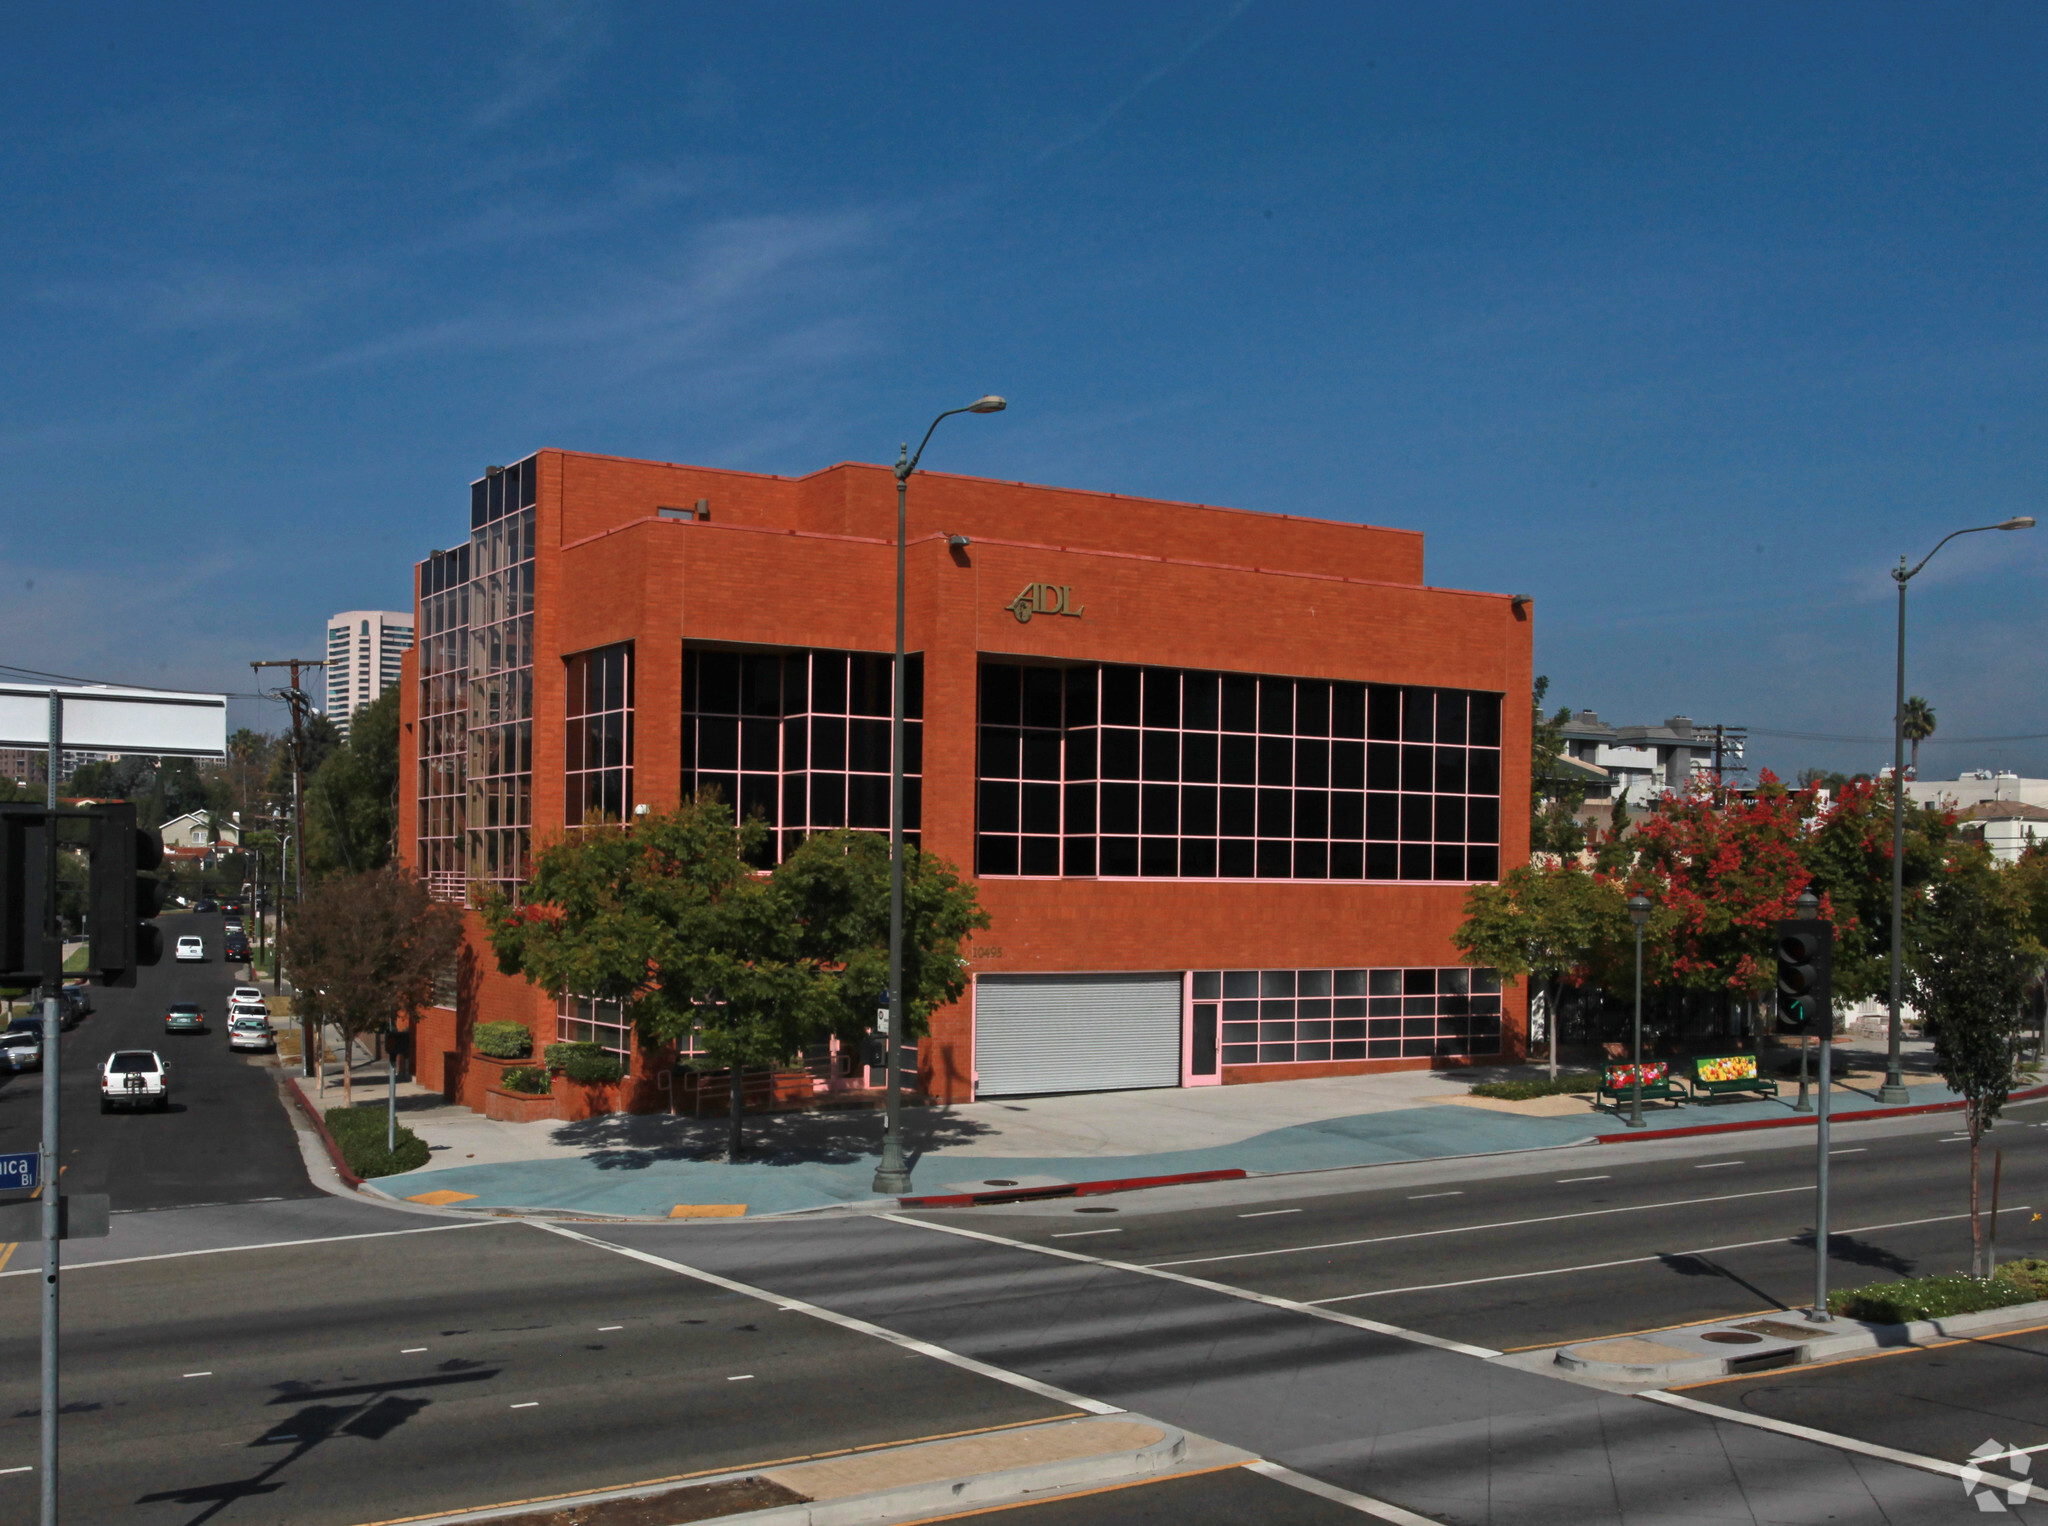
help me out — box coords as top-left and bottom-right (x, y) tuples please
(1593, 1082), (2048, 1145)
(285, 1077), (367, 1190)
(899, 1167), (1247, 1209)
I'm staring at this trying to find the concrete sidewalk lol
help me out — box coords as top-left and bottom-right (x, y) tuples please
(327, 1042), (1972, 1218)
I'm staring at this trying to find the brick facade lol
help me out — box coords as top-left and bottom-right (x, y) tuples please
(397, 450), (1533, 1108)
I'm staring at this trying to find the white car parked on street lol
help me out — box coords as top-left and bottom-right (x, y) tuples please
(227, 1015), (275, 1052)
(175, 935), (205, 962)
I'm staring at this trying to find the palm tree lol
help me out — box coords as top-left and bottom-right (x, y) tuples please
(1901, 695), (1937, 778)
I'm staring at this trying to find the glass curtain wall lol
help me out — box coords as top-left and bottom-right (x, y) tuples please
(565, 643), (634, 826)
(466, 458), (538, 893)
(681, 646), (922, 863)
(978, 662), (1502, 881)
(1192, 966), (1503, 1064)
(415, 543), (470, 901)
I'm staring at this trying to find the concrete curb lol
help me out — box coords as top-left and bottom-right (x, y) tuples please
(1538, 1296), (2048, 1388)
(376, 1412), (1227, 1526)
(283, 1075), (366, 1190)
(1591, 1081), (2048, 1145)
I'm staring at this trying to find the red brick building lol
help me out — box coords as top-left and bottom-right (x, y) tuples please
(397, 449), (1533, 1117)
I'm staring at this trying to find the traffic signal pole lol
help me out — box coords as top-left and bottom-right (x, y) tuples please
(39, 692), (60, 1526)
(1776, 888), (1835, 1324)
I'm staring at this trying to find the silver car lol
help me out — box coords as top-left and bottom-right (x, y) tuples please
(0, 1026), (41, 1072)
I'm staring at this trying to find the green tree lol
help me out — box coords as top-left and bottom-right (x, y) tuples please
(1529, 677), (1587, 857)
(1901, 696), (1936, 778)
(772, 828), (990, 1055)
(265, 713), (342, 802)
(1799, 776), (1961, 1008)
(282, 866), (465, 1107)
(1909, 848), (2041, 1276)
(486, 795), (988, 1158)
(305, 687), (401, 877)
(1454, 862), (1631, 1078)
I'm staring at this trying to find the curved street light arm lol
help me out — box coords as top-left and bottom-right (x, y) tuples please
(1899, 520), (2033, 584)
(899, 406), (975, 481)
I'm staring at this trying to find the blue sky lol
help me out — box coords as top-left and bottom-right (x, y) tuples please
(3, 2), (2045, 781)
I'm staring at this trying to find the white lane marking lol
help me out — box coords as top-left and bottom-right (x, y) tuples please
(1976, 1439), (2048, 1466)
(1829, 1149), (1867, 1156)
(1144, 1186), (1813, 1269)
(510, 1402), (539, 1409)
(0, 1219), (501, 1277)
(1556, 1176), (1610, 1183)
(1694, 1161), (1744, 1169)
(1642, 1391), (2048, 1505)
(182, 1372), (211, 1378)
(1239, 1209), (1301, 1218)
(400, 1347), (428, 1354)
(598, 1325), (622, 1331)
(534, 1222), (1125, 1416)
(1050, 1229), (1122, 1238)
(1408, 1192), (1464, 1200)
(727, 1374), (754, 1381)
(1247, 1459), (1440, 1523)
(884, 1214), (1499, 1360)
(1305, 1204), (2034, 1303)
(0, 1466), (32, 1475)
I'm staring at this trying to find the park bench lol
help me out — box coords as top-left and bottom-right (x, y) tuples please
(1596, 1060), (1685, 1111)
(1684, 1052), (1779, 1104)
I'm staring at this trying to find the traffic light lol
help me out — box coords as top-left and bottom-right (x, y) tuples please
(89, 802), (163, 988)
(1775, 916), (1834, 1036)
(0, 805), (49, 984)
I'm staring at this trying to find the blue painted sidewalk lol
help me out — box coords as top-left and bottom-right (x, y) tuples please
(364, 1077), (1970, 1219)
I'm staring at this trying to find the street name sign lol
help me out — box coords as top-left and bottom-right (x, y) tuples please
(0, 1151), (38, 1191)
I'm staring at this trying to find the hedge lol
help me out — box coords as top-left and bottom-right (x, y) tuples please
(1829, 1258), (2048, 1323)
(1470, 1072), (1603, 1101)
(544, 1040), (626, 1086)
(499, 1065), (551, 1095)
(473, 1021), (532, 1058)
(324, 1106), (431, 1179)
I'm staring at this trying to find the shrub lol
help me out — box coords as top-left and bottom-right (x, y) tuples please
(473, 1021), (532, 1058)
(544, 1040), (626, 1086)
(1828, 1260), (2048, 1323)
(1470, 1072), (1602, 1101)
(498, 1065), (551, 1094)
(323, 1106), (431, 1179)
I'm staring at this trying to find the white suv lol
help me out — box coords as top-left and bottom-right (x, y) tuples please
(101, 1050), (169, 1112)
(174, 936), (205, 962)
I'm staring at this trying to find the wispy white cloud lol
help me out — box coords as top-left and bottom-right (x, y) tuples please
(1036, 1), (1256, 163)
(471, 0), (611, 131)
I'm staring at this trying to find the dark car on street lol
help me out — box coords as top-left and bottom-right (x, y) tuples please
(223, 933), (251, 962)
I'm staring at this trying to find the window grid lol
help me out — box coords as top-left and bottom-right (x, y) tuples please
(977, 663), (1503, 881)
(415, 542), (470, 900)
(565, 643), (634, 827)
(1194, 967), (1503, 1064)
(465, 458), (538, 895)
(682, 647), (923, 862)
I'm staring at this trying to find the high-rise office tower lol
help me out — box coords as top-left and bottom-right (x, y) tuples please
(325, 610), (415, 739)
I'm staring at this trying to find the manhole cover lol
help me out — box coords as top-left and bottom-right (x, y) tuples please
(982, 1179), (1019, 1187)
(1700, 1331), (1765, 1345)
(1074, 1206), (1119, 1214)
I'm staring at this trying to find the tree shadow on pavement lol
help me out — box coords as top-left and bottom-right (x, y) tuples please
(546, 1105), (998, 1171)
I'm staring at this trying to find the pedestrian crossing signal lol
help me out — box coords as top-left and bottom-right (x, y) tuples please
(1775, 918), (1833, 1036)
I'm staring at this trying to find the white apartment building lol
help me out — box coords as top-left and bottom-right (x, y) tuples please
(325, 610), (415, 739)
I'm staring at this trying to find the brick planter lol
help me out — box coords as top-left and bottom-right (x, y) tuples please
(553, 1076), (623, 1121)
(483, 1086), (558, 1124)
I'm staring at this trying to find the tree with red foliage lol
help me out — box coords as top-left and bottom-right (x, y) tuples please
(1617, 772), (1831, 1020)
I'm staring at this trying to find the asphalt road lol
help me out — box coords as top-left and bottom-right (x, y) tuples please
(913, 1101), (2048, 1350)
(0, 913), (316, 1215)
(0, 1217), (1078, 1526)
(1683, 1321), (2048, 1468)
(941, 1466), (1367, 1525)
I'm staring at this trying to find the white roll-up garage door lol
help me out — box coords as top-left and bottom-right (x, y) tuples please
(974, 973), (1183, 1097)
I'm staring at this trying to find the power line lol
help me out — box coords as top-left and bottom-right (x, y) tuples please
(1748, 727), (2048, 745)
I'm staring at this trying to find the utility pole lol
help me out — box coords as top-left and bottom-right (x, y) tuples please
(251, 661), (323, 1075)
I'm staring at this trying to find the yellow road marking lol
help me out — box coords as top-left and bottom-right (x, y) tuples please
(0, 1244), (14, 1274)
(1671, 1317), (2048, 1389)
(892, 1462), (1248, 1523)
(346, 1412), (1089, 1526)
(670, 1203), (747, 1218)
(404, 1189), (478, 1207)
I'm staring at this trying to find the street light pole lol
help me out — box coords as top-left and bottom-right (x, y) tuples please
(871, 395), (1006, 1198)
(1627, 894), (1651, 1129)
(1882, 516), (2034, 1104)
